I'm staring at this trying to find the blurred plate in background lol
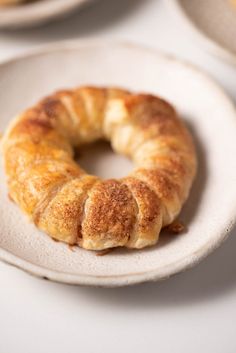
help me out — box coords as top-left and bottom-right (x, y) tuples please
(166, 0), (236, 65)
(0, 0), (94, 29)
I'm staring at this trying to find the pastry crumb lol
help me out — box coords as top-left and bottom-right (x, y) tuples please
(166, 220), (185, 234)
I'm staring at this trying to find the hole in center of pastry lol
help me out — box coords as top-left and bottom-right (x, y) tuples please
(76, 140), (133, 179)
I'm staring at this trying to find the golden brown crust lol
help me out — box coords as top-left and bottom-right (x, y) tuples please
(132, 168), (183, 225)
(2, 86), (197, 250)
(122, 177), (163, 248)
(36, 175), (99, 245)
(82, 179), (137, 250)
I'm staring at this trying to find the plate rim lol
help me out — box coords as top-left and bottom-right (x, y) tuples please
(1, 39), (236, 287)
(165, 0), (236, 66)
(0, 0), (94, 29)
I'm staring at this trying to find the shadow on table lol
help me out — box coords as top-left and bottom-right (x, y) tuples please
(1, 0), (149, 42)
(59, 228), (236, 309)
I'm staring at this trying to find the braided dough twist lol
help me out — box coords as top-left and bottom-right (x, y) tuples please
(2, 87), (197, 250)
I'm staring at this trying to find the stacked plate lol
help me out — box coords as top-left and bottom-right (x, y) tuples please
(167, 0), (236, 65)
(0, 0), (93, 29)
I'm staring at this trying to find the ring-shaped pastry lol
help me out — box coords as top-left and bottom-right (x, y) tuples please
(2, 87), (197, 250)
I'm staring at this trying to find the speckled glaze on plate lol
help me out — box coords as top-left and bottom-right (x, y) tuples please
(0, 40), (236, 287)
(0, 0), (93, 29)
(166, 0), (236, 65)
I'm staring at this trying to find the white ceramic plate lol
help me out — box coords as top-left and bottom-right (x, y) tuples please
(0, 0), (93, 29)
(0, 40), (236, 287)
(166, 0), (236, 65)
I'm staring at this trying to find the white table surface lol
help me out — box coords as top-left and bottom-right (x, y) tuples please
(0, 1), (236, 352)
